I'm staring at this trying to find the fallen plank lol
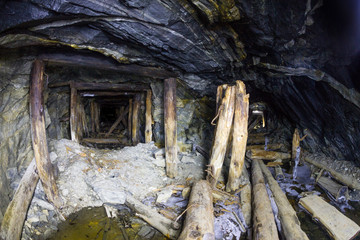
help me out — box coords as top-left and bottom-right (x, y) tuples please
(0, 160), (39, 240)
(178, 180), (215, 240)
(247, 149), (291, 160)
(125, 195), (179, 239)
(246, 143), (287, 151)
(259, 161), (309, 240)
(304, 154), (360, 190)
(82, 138), (130, 145)
(299, 194), (360, 240)
(252, 159), (279, 240)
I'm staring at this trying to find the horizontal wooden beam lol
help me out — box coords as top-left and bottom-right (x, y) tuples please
(80, 91), (138, 97)
(82, 138), (130, 145)
(73, 82), (149, 91)
(39, 53), (176, 79)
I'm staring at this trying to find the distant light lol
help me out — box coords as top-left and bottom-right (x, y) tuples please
(82, 93), (95, 97)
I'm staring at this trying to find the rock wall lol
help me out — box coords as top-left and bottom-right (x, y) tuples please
(0, 54), (35, 222)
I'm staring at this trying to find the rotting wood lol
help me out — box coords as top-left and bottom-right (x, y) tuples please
(304, 154), (360, 190)
(39, 53), (176, 79)
(70, 82), (79, 142)
(299, 194), (360, 240)
(259, 160), (309, 240)
(292, 128), (300, 161)
(275, 165), (285, 181)
(90, 100), (96, 135)
(145, 89), (152, 143)
(105, 106), (129, 137)
(178, 180), (215, 240)
(226, 80), (249, 192)
(120, 106), (128, 129)
(247, 149), (291, 160)
(317, 176), (349, 201)
(78, 100), (87, 139)
(207, 85), (235, 188)
(0, 160), (39, 240)
(164, 78), (178, 178)
(215, 84), (226, 114)
(125, 195), (179, 239)
(128, 99), (132, 138)
(131, 94), (141, 145)
(239, 167), (252, 228)
(246, 135), (266, 145)
(246, 143), (287, 151)
(251, 159), (279, 240)
(30, 60), (62, 209)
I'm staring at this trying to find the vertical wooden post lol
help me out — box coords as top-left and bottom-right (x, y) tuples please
(207, 85), (235, 187)
(292, 128), (300, 161)
(30, 60), (62, 208)
(145, 89), (153, 143)
(94, 102), (100, 133)
(120, 106), (127, 128)
(128, 99), (133, 139)
(164, 78), (177, 178)
(132, 94), (141, 144)
(70, 82), (79, 142)
(226, 81), (249, 192)
(90, 100), (95, 135)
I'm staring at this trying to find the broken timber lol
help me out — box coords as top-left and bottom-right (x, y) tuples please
(317, 176), (349, 201)
(207, 85), (235, 187)
(30, 60), (62, 208)
(252, 159), (279, 240)
(259, 160), (309, 240)
(0, 160), (39, 240)
(247, 149), (291, 160)
(226, 80), (249, 192)
(145, 89), (152, 143)
(105, 106), (129, 137)
(178, 180), (215, 240)
(299, 194), (360, 240)
(164, 78), (178, 178)
(125, 195), (179, 239)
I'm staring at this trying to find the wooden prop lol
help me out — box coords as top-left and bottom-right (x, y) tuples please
(125, 195), (179, 239)
(120, 106), (127, 128)
(246, 135), (266, 145)
(239, 168), (252, 227)
(145, 89), (152, 143)
(317, 176), (349, 201)
(299, 194), (360, 240)
(105, 106), (129, 137)
(292, 128), (307, 161)
(304, 155), (360, 190)
(247, 149), (291, 160)
(128, 99), (132, 138)
(0, 160), (39, 240)
(226, 80), (249, 192)
(178, 180), (215, 240)
(207, 85), (235, 187)
(246, 143), (286, 151)
(251, 159), (279, 240)
(70, 82), (79, 142)
(164, 78), (178, 178)
(259, 161), (309, 240)
(30, 60), (62, 208)
(131, 94), (141, 145)
(90, 100), (96, 134)
(94, 102), (100, 133)
(275, 165), (285, 181)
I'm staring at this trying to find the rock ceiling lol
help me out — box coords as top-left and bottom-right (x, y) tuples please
(0, 0), (359, 163)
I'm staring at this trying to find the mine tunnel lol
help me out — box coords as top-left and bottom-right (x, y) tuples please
(1, 0), (360, 239)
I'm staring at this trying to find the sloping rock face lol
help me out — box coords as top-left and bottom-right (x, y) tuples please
(0, 1), (359, 162)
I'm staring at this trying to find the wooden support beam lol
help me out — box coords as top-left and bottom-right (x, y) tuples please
(120, 106), (128, 129)
(80, 91), (137, 97)
(94, 102), (100, 133)
(128, 99), (133, 138)
(90, 100), (96, 134)
(207, 85), (235, 187)
(259, 160), (309, 240)
(299, 194), (360, 240)
(39, 53), (176, 79)
(247, 149), (291, 160)
(317, 176), (349, 201)
(145, 89), (152, 143)
(30, 60), (62, 208)
(246, 143), (287, 151)
(132, 94), (141, 145)
(0, 160), (39, 240)
(292, 128), (300, 161)
(178, 180), (215, 240)
(226, 80), (249, 192)
(252, 159), (279, 240)
(105, 106), (129, 137)
(70, 82), (79, 142)
(73, 82), (149, 91)
(164, 78), (178, 178)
